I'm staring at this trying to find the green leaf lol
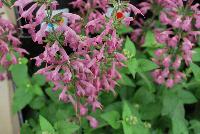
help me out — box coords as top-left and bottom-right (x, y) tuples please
(190, 63), (200, 81)
(192, 48), (200, 62)
(122, 101), (150, 134)
(171, 103), (188, 134)
(118, 74), (135, 87)
(122, 101), (135, 134)
(2, 0), (15, 7)
(99, 92), (116, 105)
(117, 25), (133, 35)
(161, 90), (179, 115)
(133, 88), (155, 105)
(19, 57), (28, 64)
(137, 73), (155, 92)
(20, 122), (34, 134)
(55, 105), (74, 121)
(6, 53), (12, 61)
(143, 31), (156, 47)
(143, 31), (162, 48)
(189, 120), (200, 134)
(32, 74), (46, 86)
(10, 64), (29, 87)
(140, 102), (162, 120)
(31, 85), (44, 96)
(45, 88), (61, 103)
(119, 67), (131, 74)
(12, 87), (34, 113)
(104, 101), (122, 113)
(39, 115), (55, 134)
(54, 120), (79, 134)
(124, 37), (136, 57)
(127, 58), (138, 78)
(137, 59), (158, 72)
(29, 96), (45, 110)
(101, 110), (120, 129)
(177, 90), (197, 104)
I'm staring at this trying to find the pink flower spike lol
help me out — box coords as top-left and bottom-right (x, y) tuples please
(172, 56), (182, 69)
(114, 53), (127, 61)
(123, 17), (134, 26)
(35, 4), (46, 24)
(128, 4), (144, 16)
(166, 78), (174, 88)
(62, 13), (81, 24)
(59, 87), (68, 102)
(20, 3), (38, 19)
(86, 116), (98, 128)
(154, 49), (166, 57)
(162, 56), (171, 68)
(13, 0), (33, 12)
(79, 104), (88, 116)
(168, 35), (178, 48)
(182, 17), (192, 31)
(34, 23), (47, 44)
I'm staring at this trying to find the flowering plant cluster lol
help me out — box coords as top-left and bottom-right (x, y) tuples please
(14, 0), (143, 127)
(152, 0), (200, 88)
(0, 0), (200, 133)
(131, 0), (200, 88)
(0, 9), (27, 80)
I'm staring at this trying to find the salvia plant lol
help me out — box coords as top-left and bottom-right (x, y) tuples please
(0, 0), (200, 134)
(0, 5), (27, 80)
(13, 0), (144, 128)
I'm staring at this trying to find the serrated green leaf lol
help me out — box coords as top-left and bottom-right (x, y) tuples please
(32, 74), (46, 86)
(39, 115), (55, 134)
(190, 63), (200, 81)
(138, 73), (155, 92)
(29, 96), (45, 110)
(171, 103), (188, 134)
(31, 85), (44, 96)
(124, 37), (136, 57)
(140, 102), (162, 120)
(10, 64), (29, 87)
(117, 25), (133, 35)
(54, 120), (79, 134)
(143, 31), (161, 48)
(20, 122), (34, 134)
(12, 87), (34, 113)
(55, 105), (75, 120)
(101, 111), (120, 129)
(137, 59), (158, 72)
(133, 88), (155, 105)
(119, 67), (131, 74)
(19, 57), (28, 64)
(118, 74), (135, 87)
(122, 101), (150, 134)
(161, 90), (179, 115)
(45, 88), (61, 103)
(127, 58), (138, 78)
(192, 48), (200, 62)
(177, 90), (197, 104)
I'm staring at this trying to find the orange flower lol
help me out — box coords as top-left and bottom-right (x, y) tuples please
(116, 12), (124, 19)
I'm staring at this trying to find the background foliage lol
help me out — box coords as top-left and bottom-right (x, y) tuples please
(4, 0), (200, 134)
(10, 33), (200, 134)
